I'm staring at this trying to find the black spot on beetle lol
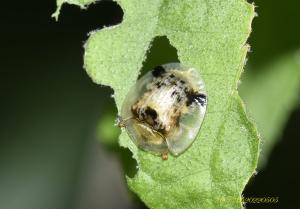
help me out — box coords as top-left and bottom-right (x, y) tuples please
(177, 96), (182, 103)
(186, 92), (207, 106)
(155, 81), (166, 88)
(155, 81), (161, 88)
(169, 74), (175, 78)
(141, 111), (146, 118)
(152, 119), (159, 127)
(184, 87), (189, 94)
(171, 91), (177, 97)
(152, 66), (166, 77)
(145, 106), (158, 120)
(180, 80), (186, 84)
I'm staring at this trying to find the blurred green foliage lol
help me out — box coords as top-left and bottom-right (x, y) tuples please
(97, 112), (120, 147)
(241, 51), (300, 168)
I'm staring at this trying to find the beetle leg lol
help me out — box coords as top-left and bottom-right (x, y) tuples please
(161, 152), (168, 160)
(116, 116), (134, 128)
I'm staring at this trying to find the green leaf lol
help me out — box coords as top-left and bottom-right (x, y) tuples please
(241, 51), (300, 168)
(54, 0), (260, 208)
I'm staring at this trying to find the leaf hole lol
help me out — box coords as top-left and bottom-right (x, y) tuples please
(119, 147), (138, 178)
(139, 36), (179, 78)
(57, 0), (123, 35)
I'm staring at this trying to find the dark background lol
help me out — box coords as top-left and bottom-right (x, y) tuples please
(0, 0), (299, 209)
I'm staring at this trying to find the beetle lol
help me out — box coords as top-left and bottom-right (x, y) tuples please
(118, 63), (207, 160)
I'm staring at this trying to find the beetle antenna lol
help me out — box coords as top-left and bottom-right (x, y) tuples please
(116, 115), (133, 127)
